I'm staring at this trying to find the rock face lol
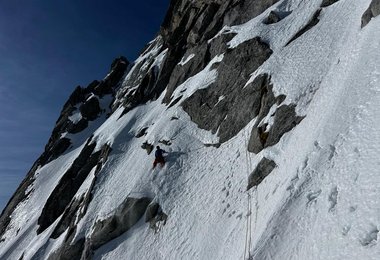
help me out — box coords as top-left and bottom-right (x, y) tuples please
(79, 97), (100, 121)
(361, 0), (380, 28)
(89, 197), (152, 251)
(0, 56), (128, 242)
(145, 202), (168, 233)
(247, 158), (277, 190)
(264, 11), (282, 24)
(160, 0), (281, 46)
(37, 138), (98, 234)
(141, 141), (154, 154)
(182, 38), (273, 143)
(135, 127), (149, 138)
(248, 103), (304, 154)
(320, 0), (340, 7)
(263, 10), (292, 24)
(79, 97), (101, 121)
(115, 0), (281, 115)
(68, 119), (89, 134)
(94, 56), (129, 97)
(0, 0), (326, 259)
(50, 144), (113, 239)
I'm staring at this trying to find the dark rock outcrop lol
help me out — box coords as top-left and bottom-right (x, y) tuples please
(161, 0), (280, 47)
(145, 202), (168, 233)
(50, 194), (86, 240)
(46, 235), (86, 260)
(286, 9), (322, 46)
(321, 0), (340, 7)
(46, 138), (72, 161)
(263, 10), (292, 24)
(114, 42), (169, 117)
(182, 38), (273, 143)
(141, 141), (154, 154)
(204, 143), (221, 148)
(93, 56), (129, 97)
(361, 0), (380, 28)
(116, 0), (282, 116)
(163, 42), (211, 103)
(248, 103), (304, 153)
(158, 139), (172, 146)
(264, 11), (282, 24)
(79, 96), (101, 121)
(37, 137), (101, 234)
(89, 197), (152, 250)
(35, 145), (113, 260)
(67, 119), (89, 134)
(247, 157), (277, 190)
(145, 202), (160, 223)
(80, 57), (130, 99)
(135, 127), (149, 138)
(50, 144), (112, 239)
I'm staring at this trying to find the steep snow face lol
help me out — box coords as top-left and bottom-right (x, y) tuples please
(1, 0), (380, 259)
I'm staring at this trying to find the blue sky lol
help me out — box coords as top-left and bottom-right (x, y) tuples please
(0, 0), (170, 212)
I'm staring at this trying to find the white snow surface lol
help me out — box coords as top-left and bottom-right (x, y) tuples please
(1, 0), (380, 259)
(178, 53), (195, 66)
(171, 54), (224, 102)
(68, 110), (82, 124)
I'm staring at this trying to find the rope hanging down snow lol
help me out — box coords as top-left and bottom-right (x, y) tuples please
(243, 130), (251, 259)
(243, 128), (259, 260)
(216, 57), (258, 259)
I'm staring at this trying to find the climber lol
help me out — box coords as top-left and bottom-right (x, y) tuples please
(153, 146), (167, 169)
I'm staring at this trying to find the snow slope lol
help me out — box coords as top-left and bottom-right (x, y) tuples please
(1, 0), (380, 259)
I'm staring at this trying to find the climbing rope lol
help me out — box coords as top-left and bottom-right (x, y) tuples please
(243, 129), (253, 260)
(243, 127), (260, 260)
(243, 191), (251, 260)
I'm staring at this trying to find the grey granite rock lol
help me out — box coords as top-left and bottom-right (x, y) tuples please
(362, 0), (380, 28)
(247, 157), (277, 190)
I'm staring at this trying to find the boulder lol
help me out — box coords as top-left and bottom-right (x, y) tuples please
(264, 11), (281, 24)
(90, 197), (152, 250)
(247, 158), (277, 190)
(135, 127), (148, 138)
(145, 202), (160, 223)
(321, 0), (340, 7)
(145, 202), (168, 233)
(141, 142), (154, 154)
(248, 104), (304, 153)
(46, 236), (85, 260)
